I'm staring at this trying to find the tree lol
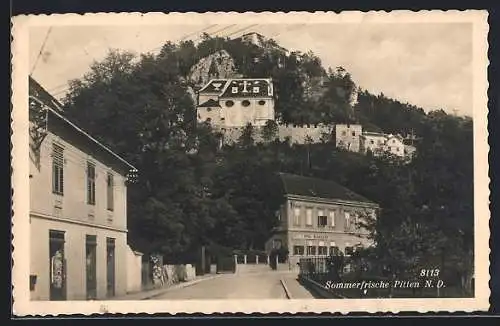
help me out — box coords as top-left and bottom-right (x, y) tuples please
(63, 48), (215, 258)
(261, 119), (279, 143)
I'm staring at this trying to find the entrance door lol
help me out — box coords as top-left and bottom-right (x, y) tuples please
(106, 238), (115, 298)
(49, 230), (66, 301)
(85, 235), (97, 300)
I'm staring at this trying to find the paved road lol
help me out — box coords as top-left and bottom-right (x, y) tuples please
(155, 272), (291, 300)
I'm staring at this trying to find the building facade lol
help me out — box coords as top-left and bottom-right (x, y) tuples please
(266, 173), (379, 269)
(360, 132), (406, 158)
(196, 78), (275, 127)
(335, 124), (363, 152)
(29, 77), (138, 301)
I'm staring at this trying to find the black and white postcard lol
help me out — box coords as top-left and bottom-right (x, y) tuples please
(11, 11), (490, 314)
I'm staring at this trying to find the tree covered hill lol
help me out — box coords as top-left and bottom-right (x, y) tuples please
(60, 33), (474, 291)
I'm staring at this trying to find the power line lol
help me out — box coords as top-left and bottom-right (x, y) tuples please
(46, 24), (266, 98)
(30, 26), (53, 76)
(149, 24), (220, 54)
(223, 24), (259, 39)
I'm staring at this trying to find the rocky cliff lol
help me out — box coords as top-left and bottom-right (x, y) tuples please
(188, 50), (238, 87)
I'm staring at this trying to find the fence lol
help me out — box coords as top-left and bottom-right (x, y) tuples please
(298, 256), (472, 299)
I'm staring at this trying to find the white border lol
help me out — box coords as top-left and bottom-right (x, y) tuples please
(11, 11), (490, 315)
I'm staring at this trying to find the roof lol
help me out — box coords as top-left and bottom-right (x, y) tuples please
(198, 78), (274, 98)
(198, 79), (228, 93)
(362, 131), (387, 137)
(29, 77), (138, 173)
(278, 173), (376, 205)
(198, 99), (221, 108)
(386, 134), (404, 141)
(29, 76), (64, 112)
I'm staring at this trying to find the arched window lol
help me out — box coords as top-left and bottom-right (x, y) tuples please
(242, 100), (251, 107)
(225, 100), (234, 107)
(258, 100), (266, 106)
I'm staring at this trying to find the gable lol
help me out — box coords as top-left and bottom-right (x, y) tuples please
(199, 79), (229, 94)
(220, 79), (272, 98)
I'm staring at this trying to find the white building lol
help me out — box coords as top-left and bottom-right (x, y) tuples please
(196, 78), (275, 127)
(28, 77), (140, 301)
(360, 132), (406, 157)
(335, 124), (363, 152)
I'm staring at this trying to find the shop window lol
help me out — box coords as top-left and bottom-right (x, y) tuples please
(318, 246), (328, 255)
(293, 246), (304, 255)
(306, 246), (316, 256)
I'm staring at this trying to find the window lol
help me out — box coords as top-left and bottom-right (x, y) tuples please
(306, 208), (312, 226)
(273, 239), (282, 249)
(393, 139), (396, 143)
(388, 146), (392, 151)
(317, 210), (327, 227)
(231, 87), (238, 94)
(242, 100), (251, 107)
(206, 107), (212, 112)
(86, 162), (96, 205)
(370, 140), (374, 144)
(293, 246), (304, 255)
(253, 87), (260, 93)
(107, 173), (114, 211)
(341, 131), (346, 136)
(344, 212), (351, 230)
(352, 131), (356, 136)
(293, 207), (301, 226)
(318, 246), (328, 255)
(329, 243), (340, 256)
(225, 100), (234, 107)
(307, 246), (316, 256)
(345, 244), (354, 256)
(52, 144), (64, 195)
(329, 210), (336, 227)
(258, 100), (266, 105)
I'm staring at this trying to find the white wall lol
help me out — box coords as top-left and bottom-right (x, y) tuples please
(29, 130), (130, 300)
(30, 217), (128, 300)
(335, 124), (363, 152)
(30, 133), (128, 231)
(126, 246), (142, 293)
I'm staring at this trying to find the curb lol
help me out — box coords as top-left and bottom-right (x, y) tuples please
(280, 278), (293, 299)
(143, 274), (222, 300)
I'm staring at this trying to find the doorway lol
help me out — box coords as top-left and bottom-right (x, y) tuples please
(49, 230), (66, 301)
(106, 238), (115, 298)
(85, 235), (97, 300)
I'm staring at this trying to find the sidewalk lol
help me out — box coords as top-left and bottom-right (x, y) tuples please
(112, 274), (222, 300)
(281, 274), (316, 299)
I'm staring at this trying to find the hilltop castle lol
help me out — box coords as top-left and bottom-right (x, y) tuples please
(196, 78), (416, 159)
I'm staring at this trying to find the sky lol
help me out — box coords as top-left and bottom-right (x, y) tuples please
(29, 23), (473, 116)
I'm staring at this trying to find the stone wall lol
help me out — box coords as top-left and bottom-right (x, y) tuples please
(217, 124), (334, 145)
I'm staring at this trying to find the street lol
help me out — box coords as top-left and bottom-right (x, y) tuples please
(152, 271), (315, 300)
